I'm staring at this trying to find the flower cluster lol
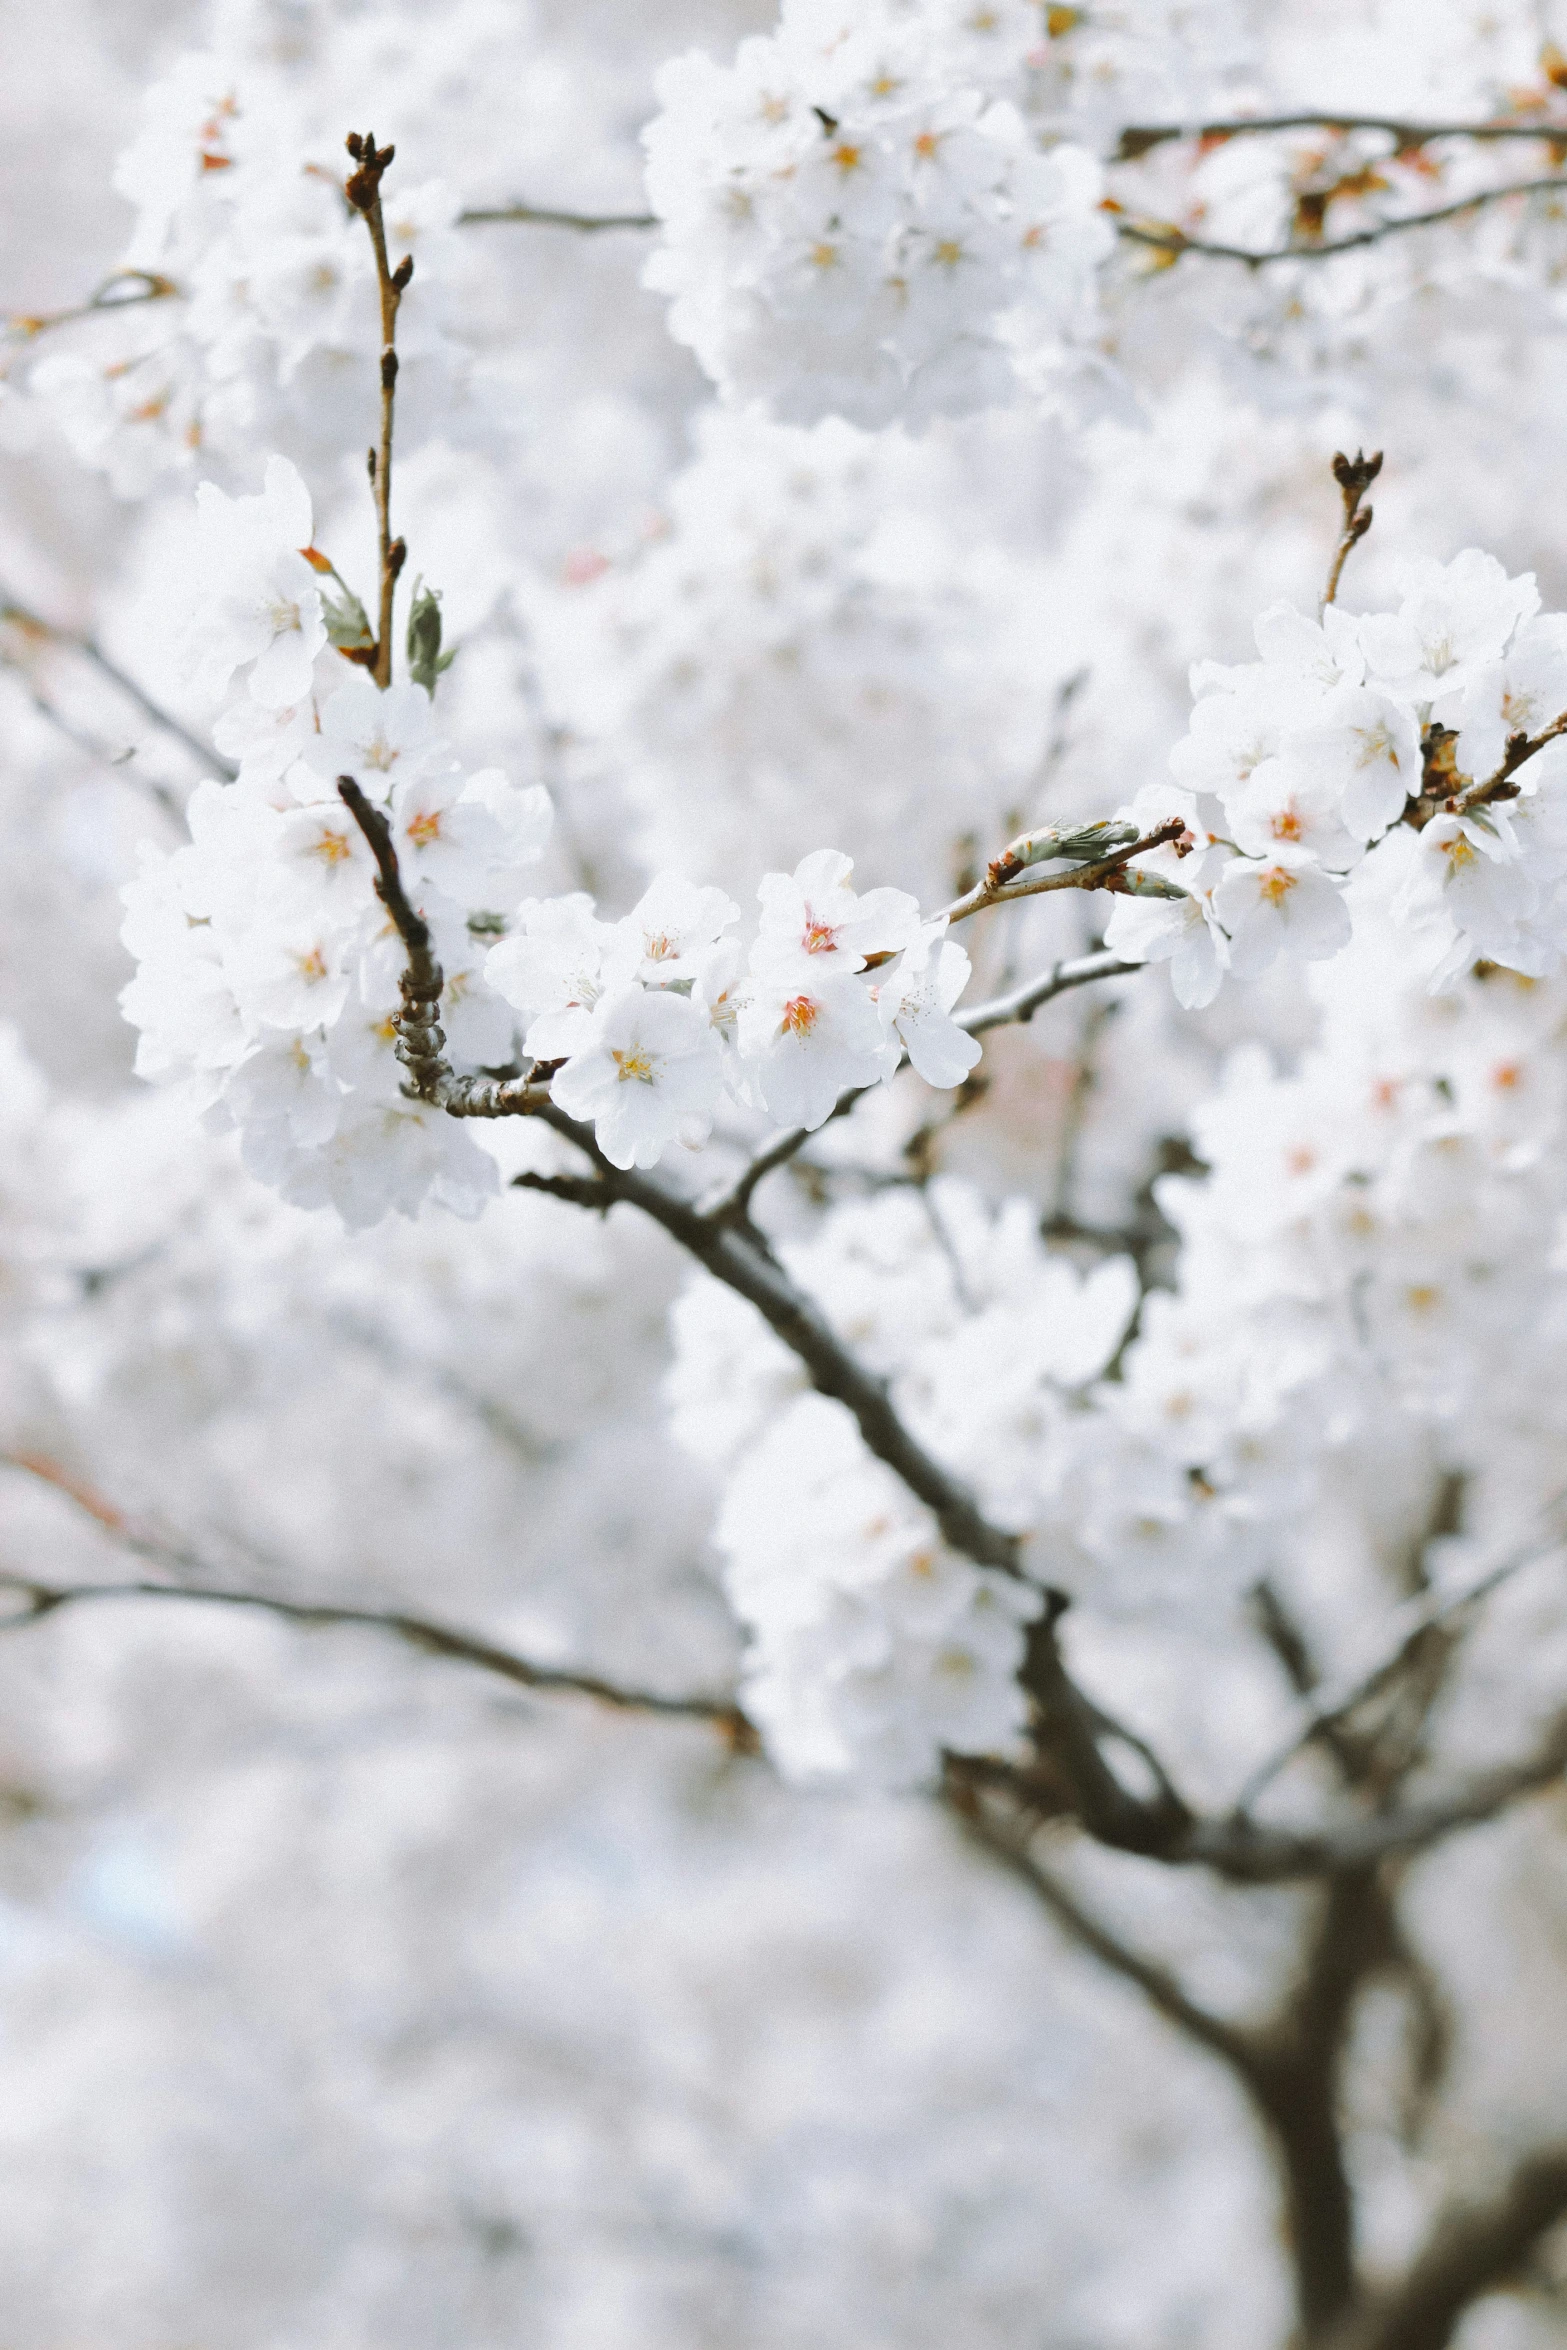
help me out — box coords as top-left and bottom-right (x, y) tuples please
(1106, 550), (1567, 1006)
(122, 456), (987, 1214)
(120, 459), (551, 1228)
(488, 846), (980, 1164)
(642, 0), (1112, 427)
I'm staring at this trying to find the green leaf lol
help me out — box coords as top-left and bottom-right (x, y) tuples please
(322, 580), (374, 652)
(407, 577), (456, 695)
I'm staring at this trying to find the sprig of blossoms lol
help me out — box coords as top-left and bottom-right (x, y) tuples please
(1107, 551), (1567, 1005)
(122, 453), (992, 1217)
(487, 847), (978, 1162)
(120, 458), (552, 1228)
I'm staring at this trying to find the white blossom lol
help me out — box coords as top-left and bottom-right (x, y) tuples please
(549, 984), (725, 1169)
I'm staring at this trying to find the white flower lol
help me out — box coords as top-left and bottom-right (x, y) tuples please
(1101, 784), (1228, 1008)
(550, 985), (724, 1169)
(751, 848), (921, 980)
(224, 916), (353, 1034)
(1251, 600), (1365, 695)
(212, 694), (315, 789)
(225, 1034), (342, 1150)
(1359, 550), (1539, 704)
(873, 926), (982, 1088)
(389, 769), (514, 905)
(1213, 851), (1352, 979)
(600, 873), (741, 989)
(1104, 886), (1229, 1009)
(1228, 753), (1363, 869)
(1398, 808), (1539, 969)
(1441, 613), (1567, 780)
(736, 968), (887, 1129)
(188, 455), (326, 708)
(1285, 688), (1422, 842)
(485, 895), (609, 1062)
(301, 677), (440, 796)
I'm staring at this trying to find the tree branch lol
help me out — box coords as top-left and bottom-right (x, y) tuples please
(344, 132), (411, 688)
(3, 267), (179, 342)
(458, 201), (657, 230)
(0, 1569), (751, 1739)
(1339, 2151), (1567, 2350)
(337, 776), (552, 1115)
(1, 584), (236, 780)
(517, 1099), (1026, 1576)
(1113, 114), (1567, 163)
(1116, 175), (1567, 267)
(0, 1453), (747, 1740)
(1232, 1523), (1567, 1815)
(937, 819), (1190, 928)
(699, 947), (1142, 1228)
(325, 789), (1565, 1882)
(943, 1774), (1260, 2071)
(1322, 449), (1382, 612)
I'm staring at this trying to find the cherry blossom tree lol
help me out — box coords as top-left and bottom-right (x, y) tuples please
(4, 4), (1567, 2345)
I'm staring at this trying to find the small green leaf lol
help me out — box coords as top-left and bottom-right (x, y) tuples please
(322, 580), (374, 652)
(407, 577), (456, 695)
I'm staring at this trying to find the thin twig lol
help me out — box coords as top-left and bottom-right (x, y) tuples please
(699, 948), (1142, 1227)
(1113, 113), (1567, 163)
(3, 268), (179, 342)
(1230, 1524), (1567, 1815)
(0, 1573), (749, 1737)
(0, 658), (184, 819)
(344, 133), (411, 689)
(1321, 449), (1382, 612)
(458, 202), (658, 231)
(1457, 707), (1567, 814)
(0, 1449), (748, 1736)
(944, 1776), (1259, 2070)
(960, 947), (1142, 1035)
(937, 819), (1189, 928)
(1116, 174), (1567, 268)
(1, 585), (236, 779)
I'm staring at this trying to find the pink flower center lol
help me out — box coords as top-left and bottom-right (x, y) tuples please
(781, 995), (819, 1037)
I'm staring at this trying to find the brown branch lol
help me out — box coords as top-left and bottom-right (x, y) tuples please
(1233, 1523), (1566, 1815)
(458, 201), (657, 231)
(1, 585), (236, 780)
(516, 1098), (1028, 1577)
(336, 777), (549, 1116)
(1457, 707), (1567, 814)
(937, 818), (1190, 928)
(4, 268), (179, 342)
(1323, 449), (1382, 611)
(0, 1571), (749, 1738)
(0, 1449), (747, 1737)
(1113, 113), (1567, 163)
(1117, 174), (1567, 267)
(1338, 2151), (1567, 2350)
(944, 1775), (1259, 2071)
(344, 133), (411, 689)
